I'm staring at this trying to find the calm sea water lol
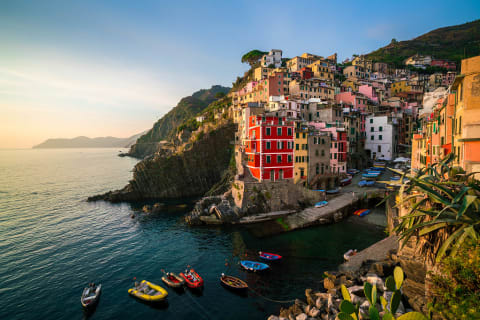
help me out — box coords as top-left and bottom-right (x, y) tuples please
(0, 149), (385, 320)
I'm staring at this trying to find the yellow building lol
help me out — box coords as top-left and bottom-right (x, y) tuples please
(308, 61), (334, 82)
(342, 79), (359, 92)
(352, 55), (373, 74)
(294, 126), (308, 184)
(391, 80), (412, 94)
(289, 79), (335, 101)
(254, 66), (269, 81)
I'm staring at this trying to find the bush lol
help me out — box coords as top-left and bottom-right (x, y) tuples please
(430, 238), (480, 320)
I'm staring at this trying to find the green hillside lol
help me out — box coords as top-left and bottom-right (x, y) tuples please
(128, 85), (230, 158)
(367, 19), (480, 67)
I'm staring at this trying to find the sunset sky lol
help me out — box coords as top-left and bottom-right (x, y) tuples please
(1, 0), (479, 148)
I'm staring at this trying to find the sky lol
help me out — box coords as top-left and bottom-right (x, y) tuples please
(1, 0), (479, 148)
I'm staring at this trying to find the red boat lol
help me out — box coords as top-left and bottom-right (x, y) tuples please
(259, 252), (282, 261)
(180, 268), (204, 289)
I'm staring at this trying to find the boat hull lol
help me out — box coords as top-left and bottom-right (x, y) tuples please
(128, 280), (168, 302)
(162, 272), (185, 288)
(81, 284), (102, 309)
(240, 260), (269, 272)
(259, 252), (282, 261)
(180, 269), (204, 289)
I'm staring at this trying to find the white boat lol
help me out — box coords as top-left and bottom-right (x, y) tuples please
(81, 283), (102, 308)
(343, 249), (357, 261)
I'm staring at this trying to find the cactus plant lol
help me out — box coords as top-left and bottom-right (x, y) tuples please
(338, 267), (429, 320)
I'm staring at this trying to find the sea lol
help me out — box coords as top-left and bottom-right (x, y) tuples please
(0, 148), (386, 320)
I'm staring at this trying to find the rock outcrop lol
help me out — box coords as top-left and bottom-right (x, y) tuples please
(89, 122), (235, 202)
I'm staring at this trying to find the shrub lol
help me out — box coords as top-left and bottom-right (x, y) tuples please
(430, 238), (480, 320)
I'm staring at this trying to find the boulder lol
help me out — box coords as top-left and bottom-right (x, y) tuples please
(361, 274), (385, 291)
(347, 285), (365, 297)
(308, 306), (320, 318)
(268, 316), (279, 320)
(323, 278), (335, 290)
(296, 313), (308, 320)
(305, 289), (316, 306)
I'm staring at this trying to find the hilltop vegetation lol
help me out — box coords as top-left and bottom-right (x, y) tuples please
(367, 19), (480, 67)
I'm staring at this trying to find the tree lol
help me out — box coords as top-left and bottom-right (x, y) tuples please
(241, 49), (267, 66)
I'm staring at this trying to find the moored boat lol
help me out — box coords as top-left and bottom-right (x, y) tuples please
(128, 280), (168, 302)
(353, 209), (371, 217)
(343, 249), (357, 261)
(180, 268), (204, 289)
(314, 200), (328, 208)
(259, 251), (282, 261)
(81, 283), (101, 308)
(220, 274), (248, 291)
(240, 260), (269, 272)
(161, 272), (185, 288)
(326, 188), (340, 194)
(340, 177), (352, 186)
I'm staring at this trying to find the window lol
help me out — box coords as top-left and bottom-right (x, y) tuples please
(321, 150), (325, 156)
(315, 150), (319, 156)
(296, 144), (299, 150)
(277, 155), (282, 163)
(277, 141), (282, 149)
(266, 141), (271, 149)
(370, 119), (373, 123)
(302, 156), (305, 162)
(379, 126), (383, 132)
(459, 116), (462, 134)
(266, 127), (271, 136)
(378, 145), (381, 152)
(288, 128), (292, 136)
(371, 127), (374, 132)
(379, 135), (383, 140)
(288, 155), (292, 162)
(371, 135), (374, 140)
(334, 153), (337, 159)
(277, 127), (282, 136)
(322, 139), (325, 144)
(296, 132), (299, 138)
(266, 155), (271, 163)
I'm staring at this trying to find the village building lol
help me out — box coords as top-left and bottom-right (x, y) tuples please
(245, 115), (294, 181)
(261, 49), (283, 68)
(365, 115), (398, 161)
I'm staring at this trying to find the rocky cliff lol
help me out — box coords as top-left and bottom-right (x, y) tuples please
(127, 85), (230, 158)
(89, 122), (236, 202)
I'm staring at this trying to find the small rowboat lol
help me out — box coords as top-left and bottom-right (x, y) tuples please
(220, 274), (248, 291)
(314, 201), (328, 208)
(353, 209), (371, 217)
(180, 268), (204, 289)
(128, 280), (168, 302)
(81, 283), (101, 308)
(344, 249), (357, 261)
(240, 260), (269, 272)
(326, 188), (340, 194)
(162, 272), (185, 288)
(259, 251), (282, 261)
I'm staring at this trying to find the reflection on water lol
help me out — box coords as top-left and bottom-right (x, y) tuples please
(0, 149), (386, 319)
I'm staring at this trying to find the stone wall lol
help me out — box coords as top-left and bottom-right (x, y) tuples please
(232, 179), (324, 214)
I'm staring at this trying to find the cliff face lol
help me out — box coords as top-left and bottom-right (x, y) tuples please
(128, 85), (230, 158)
(90, 122), (235, 202)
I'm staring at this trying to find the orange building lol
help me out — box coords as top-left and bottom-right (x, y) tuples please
(451, 55), (480, 176)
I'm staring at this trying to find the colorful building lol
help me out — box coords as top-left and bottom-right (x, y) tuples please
(451, 55), (480, 176)
(245, 116), (294, 181)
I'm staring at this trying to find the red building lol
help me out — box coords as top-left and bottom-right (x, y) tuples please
(245, 116), (294, 181)
(431, 59), (456, 70)
(299, 67), (314, 80)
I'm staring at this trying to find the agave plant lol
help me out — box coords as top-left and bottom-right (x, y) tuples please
(392, 153), (480, 262)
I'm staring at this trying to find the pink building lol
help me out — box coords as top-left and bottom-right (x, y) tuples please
(359, 84), (379, 104)
(335, 92), (368, 112)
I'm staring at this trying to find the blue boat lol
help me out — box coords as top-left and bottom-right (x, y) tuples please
(358, 180), (367, 187)
(390, 176), (400, 181)
(315, 200), (328, 208)
(240, 260), (269, 272)
(365, 180), (375, 186)
(359, 209), (371, 217)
